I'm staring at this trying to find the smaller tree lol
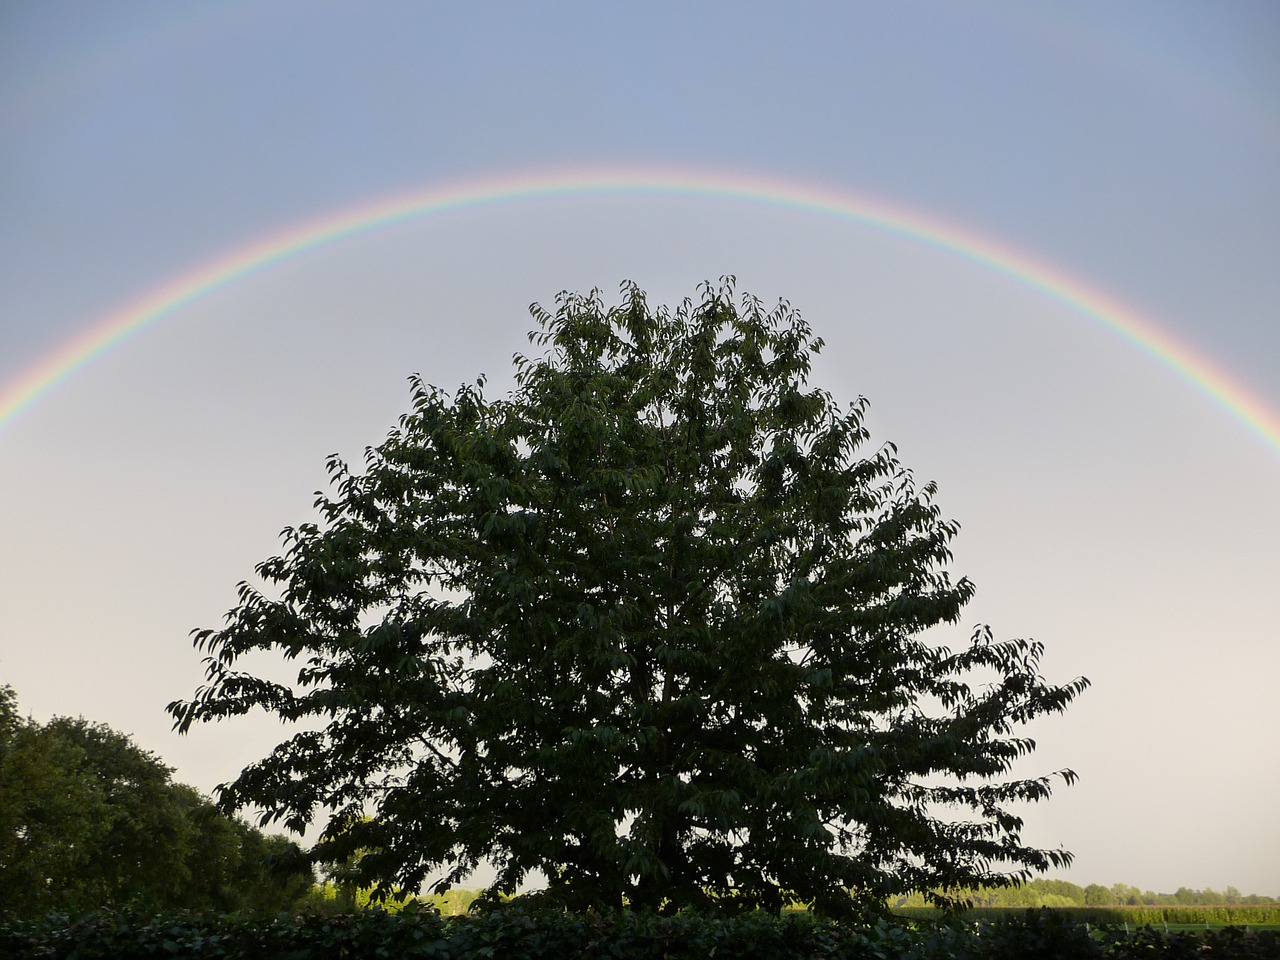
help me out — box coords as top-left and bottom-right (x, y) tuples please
(1110, 882), (1141, 906)
(0, 684), (314, 914)
(0, 691), (109, 911)
(1083, 883), (1115, 906)
(39, 716), (194, 908)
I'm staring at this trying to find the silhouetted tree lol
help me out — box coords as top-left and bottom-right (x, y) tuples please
(171, 280), (1087, 916)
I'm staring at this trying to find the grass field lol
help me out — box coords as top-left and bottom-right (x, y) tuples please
(891, 906), (1280, 931)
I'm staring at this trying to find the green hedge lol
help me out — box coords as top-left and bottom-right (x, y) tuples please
(3, 905), (1278, 960)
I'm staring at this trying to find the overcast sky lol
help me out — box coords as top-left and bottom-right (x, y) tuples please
(2, 1), (1278, 896)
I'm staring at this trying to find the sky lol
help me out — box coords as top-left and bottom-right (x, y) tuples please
(1, 1), (1278, 896)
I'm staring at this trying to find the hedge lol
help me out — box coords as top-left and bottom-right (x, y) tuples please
(2, 905), (1278, 960)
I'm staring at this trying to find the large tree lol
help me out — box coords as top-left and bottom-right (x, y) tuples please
(170, 280), (1087, 916)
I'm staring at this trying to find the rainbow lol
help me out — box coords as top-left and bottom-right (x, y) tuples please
(2, 165), (1278, 457)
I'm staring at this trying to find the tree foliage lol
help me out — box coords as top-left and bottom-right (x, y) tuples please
(0, 684), (313, 914)
(170, 280), (1087, 915)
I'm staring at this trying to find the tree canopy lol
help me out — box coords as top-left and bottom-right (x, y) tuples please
(170, 280), (1087, 916)
(0, 684), (313, 914)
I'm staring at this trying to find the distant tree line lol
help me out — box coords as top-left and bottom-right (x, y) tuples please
(0, 684), (313, 915)
(422, 881), (1278, 914)
(894, 878), (1278, 910)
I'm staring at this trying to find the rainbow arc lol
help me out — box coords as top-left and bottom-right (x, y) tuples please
(2, 166), (1277, 458)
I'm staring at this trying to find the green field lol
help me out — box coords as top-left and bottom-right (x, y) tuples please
(890, 905), (1280, 931)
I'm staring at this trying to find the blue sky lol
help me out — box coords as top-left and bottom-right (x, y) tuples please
(2, 1), (1278, 895)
